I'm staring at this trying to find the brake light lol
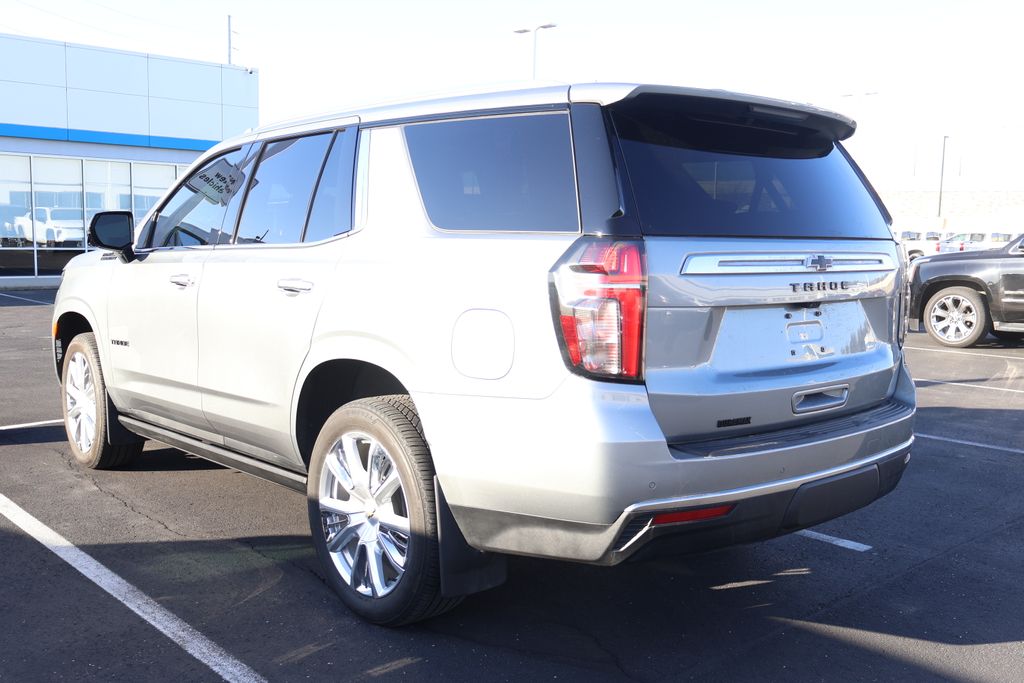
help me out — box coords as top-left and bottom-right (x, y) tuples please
(550, 238), (646, 381)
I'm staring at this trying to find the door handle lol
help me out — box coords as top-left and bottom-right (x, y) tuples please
(277, 278), (314, 294)
(169, 274), (194, 288)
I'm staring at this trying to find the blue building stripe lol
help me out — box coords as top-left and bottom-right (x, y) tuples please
(0, 122), (218, 151)
(68, 128), (152, 148)
(0, 123), (68, 141)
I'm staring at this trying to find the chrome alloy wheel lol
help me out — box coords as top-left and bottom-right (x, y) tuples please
(65, 351), (97, 452)
(930, 294), (979, 342)
(318, 432), (410, 598)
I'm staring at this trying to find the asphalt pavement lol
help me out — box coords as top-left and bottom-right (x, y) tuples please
(1, 288), (1023, 681)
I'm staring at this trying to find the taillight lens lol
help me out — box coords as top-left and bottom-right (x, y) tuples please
(550, 238), (646, 381)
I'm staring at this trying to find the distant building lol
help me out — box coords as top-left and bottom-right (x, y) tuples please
(0, 32), (258, 287)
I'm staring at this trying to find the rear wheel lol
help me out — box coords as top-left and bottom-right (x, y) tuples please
(924, 286), (989, 347)
(307, 395), (461, 626)
(61, 333), (143, 468)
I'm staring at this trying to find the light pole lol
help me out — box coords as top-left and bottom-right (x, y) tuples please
(513, 23), (557, 80)
(937, 135), (950, 218)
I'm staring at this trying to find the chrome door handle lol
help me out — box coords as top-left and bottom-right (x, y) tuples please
(277, 278), (314, 294)
(169, 274), (194, 288)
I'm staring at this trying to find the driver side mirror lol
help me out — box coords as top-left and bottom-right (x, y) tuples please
(88, 211), (136, 263)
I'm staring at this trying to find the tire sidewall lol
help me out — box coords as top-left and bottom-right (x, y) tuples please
(61, 333), (109, 468)
(306, 401), (432, 625)
(924, 287), (988, 348)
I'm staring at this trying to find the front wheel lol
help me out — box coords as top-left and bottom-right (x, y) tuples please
(306, 395), (461, 626)
(924, 286), (989, 347)
(61, 333), (143, 468)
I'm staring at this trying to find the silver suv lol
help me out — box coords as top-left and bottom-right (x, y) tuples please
(52, 84), (915, 625)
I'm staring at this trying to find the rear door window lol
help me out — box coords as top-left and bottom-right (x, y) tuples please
(403, 112), (578, 232)
(235, 133), (333, 245)
(304, 128), (357, 242)
(610, 100), (891, 239)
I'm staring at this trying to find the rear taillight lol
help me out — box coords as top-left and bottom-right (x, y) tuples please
(550, 238), (646, 382)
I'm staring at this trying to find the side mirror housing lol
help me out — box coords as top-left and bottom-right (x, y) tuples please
(88, 211), (136, 262)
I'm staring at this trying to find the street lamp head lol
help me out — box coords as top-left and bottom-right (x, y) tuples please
(538, 23), (557, 29)
(513, 28), (530, 33)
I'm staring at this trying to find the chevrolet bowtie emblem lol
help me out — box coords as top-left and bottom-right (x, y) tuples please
(805, 255), (834, 272)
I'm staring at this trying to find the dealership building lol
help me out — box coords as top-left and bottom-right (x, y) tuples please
(0, 32), (258, 287)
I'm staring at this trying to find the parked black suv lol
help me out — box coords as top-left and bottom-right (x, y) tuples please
(910, 235), (1024, 346)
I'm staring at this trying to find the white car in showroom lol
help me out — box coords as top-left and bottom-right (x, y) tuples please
(9, 207), (86, 247)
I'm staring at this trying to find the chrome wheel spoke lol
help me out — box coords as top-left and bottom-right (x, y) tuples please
(320, 496), (361, 515)
(326, 447), (353, 492)
(319, 429), (411, 599)
(340, 435), (369, 497)
(325, 517), (363, 553)
(366, 543), (388, 597)
(376, 510), (410, 535)
(378, 530), (407, 570)
(373, 469), (401, 506)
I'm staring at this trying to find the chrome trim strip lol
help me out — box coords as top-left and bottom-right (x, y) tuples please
(673, 400), (911, 460)
(623, 436), (914, 515)
(682, 252), (896, 275)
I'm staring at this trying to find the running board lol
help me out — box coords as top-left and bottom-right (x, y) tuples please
(119, 416), (307, 492)
(993, 321), (1024, 332)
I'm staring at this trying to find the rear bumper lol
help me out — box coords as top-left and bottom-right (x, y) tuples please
(430, 360), (916, 564)
(450, 436), (911, 565)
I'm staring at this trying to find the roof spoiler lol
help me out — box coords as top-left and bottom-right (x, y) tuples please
(571, 84), (856, 142)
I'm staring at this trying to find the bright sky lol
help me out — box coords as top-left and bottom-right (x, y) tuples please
(1, 0), (1020, 206)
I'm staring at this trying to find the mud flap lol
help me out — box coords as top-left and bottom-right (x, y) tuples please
(434, 476), (507, 597)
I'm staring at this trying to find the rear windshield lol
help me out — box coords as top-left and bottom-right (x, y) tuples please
(611, 104), (891, 239)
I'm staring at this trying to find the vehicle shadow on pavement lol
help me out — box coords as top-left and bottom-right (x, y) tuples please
(125, 447), (226, 472)
(0, 425), (66, 446)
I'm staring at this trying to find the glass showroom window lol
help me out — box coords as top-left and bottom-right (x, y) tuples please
(85, 160), (132, 223)
(0, 154), (33, 276)
(32, 157), (85, 276)
(132, 163), (176, 222)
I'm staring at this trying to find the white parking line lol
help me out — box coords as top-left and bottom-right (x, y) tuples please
(0, 493), (266, 683)
(905, 345), (1024, 362)
(914, 378), (1024, 394)
(0, 418), (63, 432)
(916, 432), (1024, 456)
(795, 529), (873, 552)
(0, 291), (51, 305)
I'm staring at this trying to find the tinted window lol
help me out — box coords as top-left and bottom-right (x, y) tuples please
(304, 129), (357, 242)
(612, 105), (891, 239)
(404, 113), (578, 232)
(236, 133), (332, 245)
(144, 147), (255, 248)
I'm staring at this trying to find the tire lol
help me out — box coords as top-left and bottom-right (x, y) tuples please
(307, 395), (461, 626)
(61, 333), (143, 468)
(923, 286), (989, 347)
(991, 330), (1024, 342)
